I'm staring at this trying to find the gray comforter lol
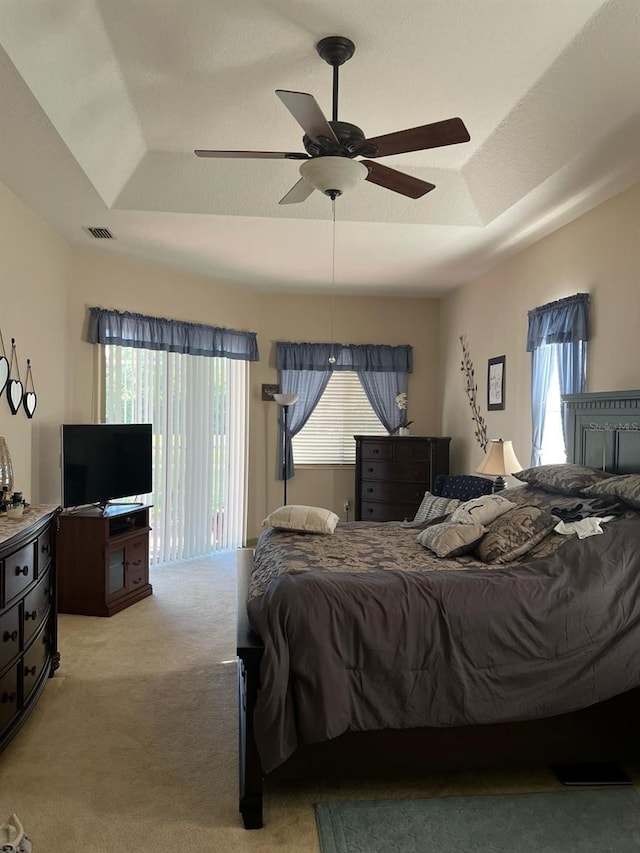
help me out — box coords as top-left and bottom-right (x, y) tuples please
(248, 508), (640, 773)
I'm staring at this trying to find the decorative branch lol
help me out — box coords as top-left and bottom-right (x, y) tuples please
(459, 335), (488, 453)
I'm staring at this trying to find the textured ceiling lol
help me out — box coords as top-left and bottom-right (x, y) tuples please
(0, 0), (638, 295)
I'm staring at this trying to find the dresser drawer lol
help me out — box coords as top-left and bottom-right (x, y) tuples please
(23, 569), (53, 645)
(23, 622), (51, 703)
(37, 526), (53, 575)
(393, 441), (433, 462)
(360, 460), (430, 483)
(360, 480), (426, 504)
(3, 542), (36, 606)
(0, 604), (20, 672)
(359, 501), (413, 522)
(0, 665), (19, 732)
(360, 441), (393, 461)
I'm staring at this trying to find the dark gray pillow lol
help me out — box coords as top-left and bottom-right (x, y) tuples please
(512, 464), (611, 497)
(582, 474), (640, 508)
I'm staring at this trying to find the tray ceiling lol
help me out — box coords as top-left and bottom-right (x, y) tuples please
(0, 0), (638, 295)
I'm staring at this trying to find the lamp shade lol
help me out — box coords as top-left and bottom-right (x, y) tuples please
(273, 393), (299, 407)
(476, 439), (522, 476)
(299, 156), (367, 197)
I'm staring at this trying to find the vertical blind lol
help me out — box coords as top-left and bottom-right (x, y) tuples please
(292, 372), (387, 464)
(104, 345), (248, 562)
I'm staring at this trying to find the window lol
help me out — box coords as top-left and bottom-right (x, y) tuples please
(528, 293), (589, 467)
(104, 345), (248, 562)
(292, 371), (387, 464)
(539, 349), (567, 465)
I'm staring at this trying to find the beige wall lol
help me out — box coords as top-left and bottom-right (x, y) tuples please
(67, 251), (440, 540)
(251, 292), (440, 536)
(440, 179), (640, 477)
(6, 172), (638, 537)
(0, 182), (70, 504)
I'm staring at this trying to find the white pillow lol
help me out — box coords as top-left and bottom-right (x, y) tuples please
(262, 505), (340, 534)
(416, 521), (487, 558)
(450, 493), (516, 526)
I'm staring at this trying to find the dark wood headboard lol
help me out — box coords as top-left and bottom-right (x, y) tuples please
(563, 390), (640, 474)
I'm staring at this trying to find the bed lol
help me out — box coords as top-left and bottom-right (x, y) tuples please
(237, 389), (640, 828)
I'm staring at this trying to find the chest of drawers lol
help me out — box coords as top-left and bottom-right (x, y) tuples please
(0, 505), (59, 752)
(354, 436), (451, 522)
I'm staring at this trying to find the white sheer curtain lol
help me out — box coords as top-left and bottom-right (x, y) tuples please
(104, 345), (248, 563)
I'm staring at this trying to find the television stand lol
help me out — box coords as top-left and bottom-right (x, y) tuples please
(57, 504), (153, 616)
(100, 501), (144, 515)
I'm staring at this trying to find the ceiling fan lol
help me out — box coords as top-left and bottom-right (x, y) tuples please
(195, 36), (470, 204)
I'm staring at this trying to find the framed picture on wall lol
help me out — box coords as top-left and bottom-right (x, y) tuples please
(487, 356), (505, 411)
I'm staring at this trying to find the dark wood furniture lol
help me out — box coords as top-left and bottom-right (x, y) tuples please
(0, 505), (60, 752)
(354, 435), (451, 522)
(57, 504), (152, 616)
(238, 390), (640, 829)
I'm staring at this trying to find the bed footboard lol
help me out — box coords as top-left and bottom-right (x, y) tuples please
(237, 548), (265, 829)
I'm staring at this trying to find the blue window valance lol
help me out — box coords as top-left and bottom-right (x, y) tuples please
(88, 307), (259, 361)
(526, 293), (589, 351)
(276, 342), (413, 373)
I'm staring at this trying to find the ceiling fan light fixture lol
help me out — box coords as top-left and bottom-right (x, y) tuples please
(299, 156), (367, 198)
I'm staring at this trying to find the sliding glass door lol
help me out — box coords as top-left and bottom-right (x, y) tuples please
(104, 345), (248, 563)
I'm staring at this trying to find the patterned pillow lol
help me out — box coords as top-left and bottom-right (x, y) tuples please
(450, 493), (516, 526)
(474, 504), (557, 564)
(416, 522), (486, 558)
(262, 505), (339, 534)
(512, 464), (611, 496)
(582, 474), (640, 508)
(409, 491), (461, 526)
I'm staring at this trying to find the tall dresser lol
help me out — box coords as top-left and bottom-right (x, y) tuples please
(355, 435), (451, 522)
(0, 505), (59, 752)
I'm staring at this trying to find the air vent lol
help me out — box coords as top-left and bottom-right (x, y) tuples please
(84, 226), (114, 239)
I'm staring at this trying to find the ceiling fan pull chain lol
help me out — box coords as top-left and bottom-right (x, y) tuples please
(328, 199), (337, 365)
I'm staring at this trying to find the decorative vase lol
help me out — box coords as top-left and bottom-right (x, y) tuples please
(0, 437), (13, 494)
(398, 427), (410, 437)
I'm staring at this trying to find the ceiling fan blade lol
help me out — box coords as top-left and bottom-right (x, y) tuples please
(275, 90), (339, 146)
(279, 178), (315, 205)
(361, 117), (470, 158)
(195, 149), (308, 160)
(361, 160), (435, 199)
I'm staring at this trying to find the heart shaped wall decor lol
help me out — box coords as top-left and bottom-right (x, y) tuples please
(7, 379), (23, 415)
(0, 357), (8, 398)
(23, 392), (37, 419)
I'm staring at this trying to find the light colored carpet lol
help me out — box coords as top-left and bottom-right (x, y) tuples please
(0, 555), (624, 852)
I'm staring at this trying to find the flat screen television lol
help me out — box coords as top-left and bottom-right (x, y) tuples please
(61, 423), (152, 509)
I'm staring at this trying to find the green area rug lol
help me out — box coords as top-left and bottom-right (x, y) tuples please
(315, 789), (640, 852)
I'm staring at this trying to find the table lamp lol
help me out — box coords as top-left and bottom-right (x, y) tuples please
(476, 439), (522, 492)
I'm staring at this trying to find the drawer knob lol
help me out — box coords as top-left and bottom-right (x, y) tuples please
(373, 448), (379, 455)
(367, 508), (373, 514)
(15, 565), (29, 577)
(1, 692), (16, 704)
(367, 467), (374, 473)
(25, 610), (37, 621)
(41, 543), (50, 554)
(366, 487), (373, 493)
(24, 665), (37, 677)
(2, 630), (18, 642)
